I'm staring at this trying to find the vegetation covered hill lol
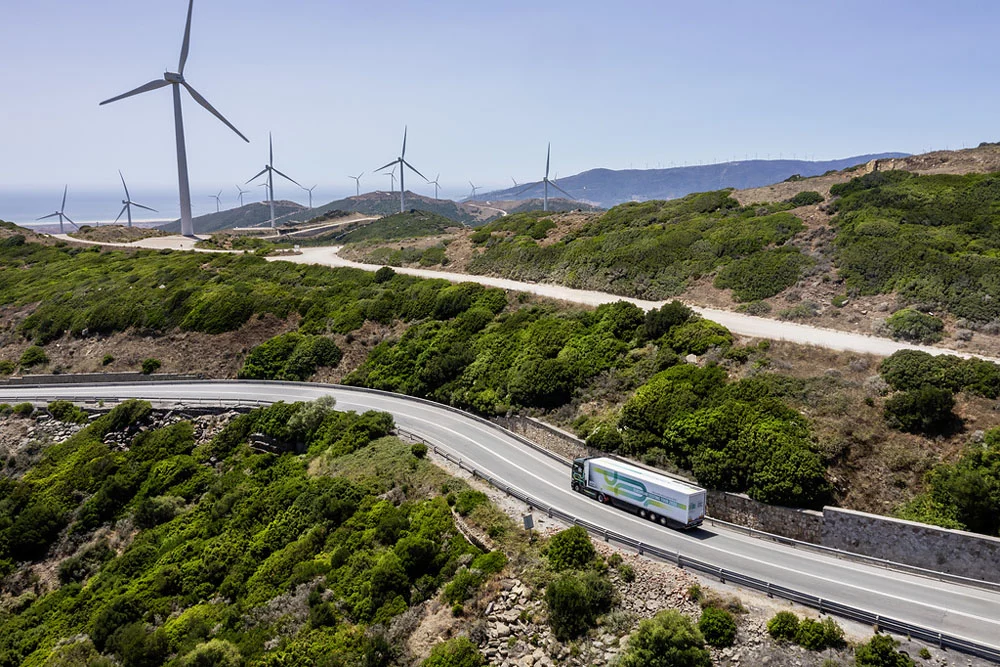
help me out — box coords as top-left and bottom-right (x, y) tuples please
(302, 192), (479, 226)
(156, 201), (306, 234)
(337, 211), (458, 244)
(481, 153), (908, 208)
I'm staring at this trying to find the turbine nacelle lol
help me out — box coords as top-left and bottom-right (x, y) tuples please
(164, 72), (184, 84)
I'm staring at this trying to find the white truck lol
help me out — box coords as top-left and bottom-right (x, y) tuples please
(571, 456), (706, 529)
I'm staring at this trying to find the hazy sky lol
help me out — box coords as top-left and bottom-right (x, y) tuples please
(2, 0), (997, 198)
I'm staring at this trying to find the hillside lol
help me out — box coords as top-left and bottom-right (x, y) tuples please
(482, 153), (908, 208)
(299, 191), (479, 226)
(156, 200), (307, 234)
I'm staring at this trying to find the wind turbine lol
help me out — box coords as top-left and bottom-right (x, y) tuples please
(511, 177), (519, 188)
(349, 172), (364, 196)
(302, 184), (317, 208)
(247, 133), (302, 228)
(115, 171), (157, 228)
(514, 143), (573, 212)
(37, 185), (78, 234)
(374, 126), (428, 213)
(429, 174), (442, 199)
(468, 181), (480, 200)
(209, 190), (222, 212)
(236, 184), (249, 206)
(384, 165), (397, 193)
(99, 0), (248, 237)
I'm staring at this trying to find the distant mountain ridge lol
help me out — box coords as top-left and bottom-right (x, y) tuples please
(157, 201), (306, 234)
(483, 153), (909, 208)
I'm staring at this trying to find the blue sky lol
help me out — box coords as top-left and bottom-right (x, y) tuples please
(1, 0), (997, 201)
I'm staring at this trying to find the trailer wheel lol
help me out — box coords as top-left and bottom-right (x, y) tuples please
(638, 508), (646, 518)
(648, 512), (659, 523)
(659, 515), (668, 526)
(597, 493), (608, 504)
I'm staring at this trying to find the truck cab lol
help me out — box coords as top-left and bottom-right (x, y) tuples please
(571, 457), (588, 492)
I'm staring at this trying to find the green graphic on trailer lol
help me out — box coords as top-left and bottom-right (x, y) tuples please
(592, 465), (687, 511)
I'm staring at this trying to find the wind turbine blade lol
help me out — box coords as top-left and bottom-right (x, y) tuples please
(115, 204), (128, 223)
(182, 82), (249, 142)
(272, 167), (302, 188)
(37, 213), (59, 221)
(269, 133), (273, 165)
(246, 167), (268, 183)
(119, 170), (130, 200)
(401, 126), (407, 158)
(514, 182), (538, 197)
(63, 214), (77, 227)
(545, 143), (551, 179)
(374, 160), (397, 173)
(178, 0), (195, 73)
(511, 177), (518, 187)
(100, 79), (170, 105)
(549, 181), (573, 199)
(402, 159), (427, 182)
(357, 172), (365, 179)
(61, 185), (68, 212)
(132, 203), (157, 212)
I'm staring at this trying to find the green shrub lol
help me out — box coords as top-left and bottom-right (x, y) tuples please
(453, 490), (488, 517)
(240, 332), (342, 381)
(373, 266), (396, 283)
(787, 191), (824, 206)
(619, 563), (636, 583)
(47, 400), (88, 424)
(714, 247), (813, 301)
(102, 354), (115, 366)
(619, 609), (711, 667)
(0, 360), (14, 375)
(779, 301), (819, 320)
(737, 300), (772, 315)
(643, 301), (693, 340)
(918, 647), (931, 660)
(410, 442), (428, 458)
(12, 402), (34, 418)
(766, 611), (800, 641)
(421, 636), (485, 667)
(180, 639), (242, 667)
(20, 345), (48, 368)
(140, 358), (161, 375)
(698, 607), (736, 647)
(668, 319), (733, 355)
(545, 570), (615, 640)
(854, 634), (915, 667)
(794, 616), (844, 650)
(885, 309), (944, 344)
(884, 386), (956, 434)
(546, 526), (596, 571)
(831, 294), (849, 308)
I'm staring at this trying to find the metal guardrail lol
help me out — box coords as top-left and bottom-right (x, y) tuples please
(398, 426), (1000, 664)
(8, 388), (1000, 662)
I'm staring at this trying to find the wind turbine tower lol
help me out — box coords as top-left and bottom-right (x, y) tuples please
(349, 172), (364, 196)
(514, 143), (572, 212)
(115, 172), (157, 227)
(247, 134), (302, 228)
(302, 185), (317, 208)
(37, 185), (78, 234)
(99, 0), (249, 237)
(375, 127), (428, 213)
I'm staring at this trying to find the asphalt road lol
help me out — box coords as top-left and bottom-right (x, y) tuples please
(4, 380), (999, 651)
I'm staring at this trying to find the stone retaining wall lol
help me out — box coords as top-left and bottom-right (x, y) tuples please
(495, 414), (1000, 583)
(2, 373), (200, 386)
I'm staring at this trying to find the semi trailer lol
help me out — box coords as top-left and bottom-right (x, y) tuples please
(571, 456), (706, 529)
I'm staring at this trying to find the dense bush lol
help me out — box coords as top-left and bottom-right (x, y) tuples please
(787, 190), (824, 206)
(0, 360), (14, 375)
(884, 386), (956, 434)
(141, 358), (161, 375)
(854, 634), (915, 667)
(19, 345), (48, 368)
(667, 319), (734, 355)
(47, 400), (88, 424)
(879, 350), (1000, 399)
(467, 192), (808, 303)
(619, 610), (711, 667)
(546, 526), (596, 571)
(830, 171), (1000, 322)
(898, 427), (1000, 535)
(421, 636), (485, 667)
(766, 611), (800, 641)
(545, 570), (616, 640)
(794, 617), (845, 650)
(884, 309), (944, 344)
(698, 606), (737, 647)
(240, 332), (343, 381)
(714, 247), (813, 301)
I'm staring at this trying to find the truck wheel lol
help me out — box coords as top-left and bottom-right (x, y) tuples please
(638, 508), (646, 519)
(571, 482), (579, 492)
(597, 493), (608, 504)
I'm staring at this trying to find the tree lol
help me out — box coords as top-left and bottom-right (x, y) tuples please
(619, 610), (712, 667)
(766, 611), (799, 641)
(421, 636), (486, 667)
(884, 386), (956, 434)
(698, 606), (737, 647)
(854, 634), (915, 667)
(546, 526), (595, 571)
(545, 571), (615, 640)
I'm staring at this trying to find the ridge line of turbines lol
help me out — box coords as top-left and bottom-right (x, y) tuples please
(41, 0), (575, 237)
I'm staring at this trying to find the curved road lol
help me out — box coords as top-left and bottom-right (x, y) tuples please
(3, 380), (999, 653)
(52, 234), (999, 362)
